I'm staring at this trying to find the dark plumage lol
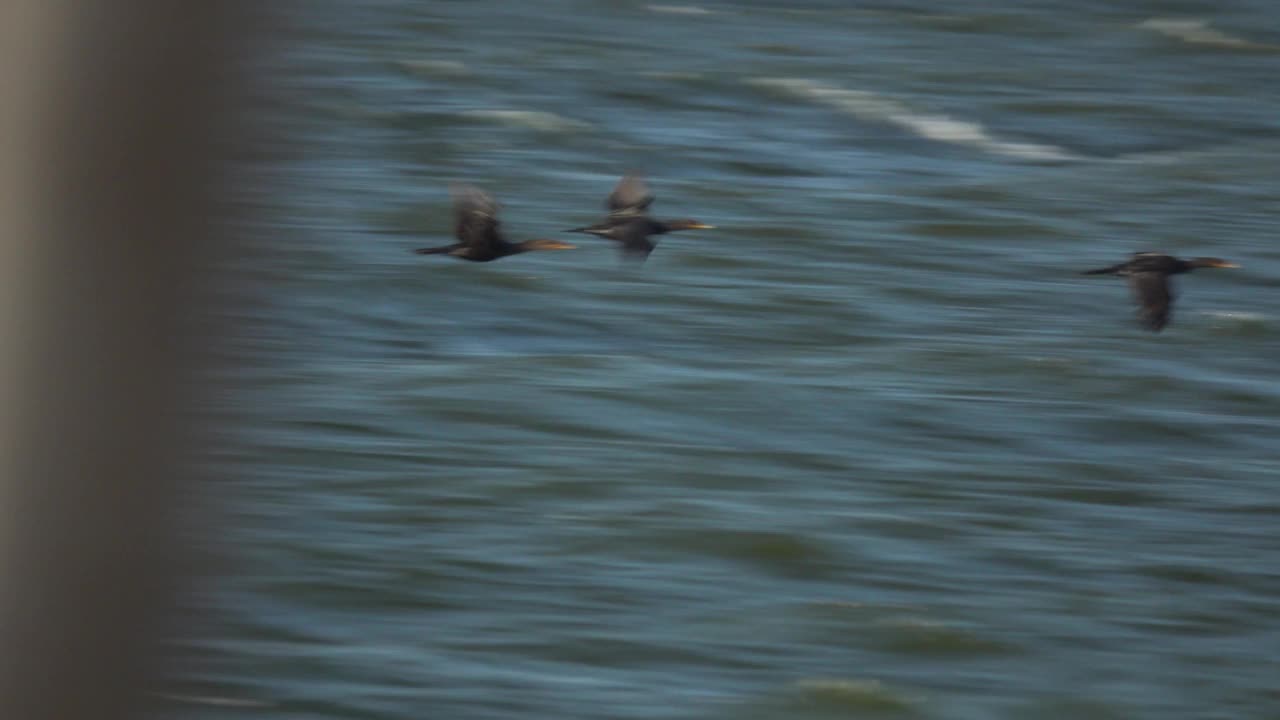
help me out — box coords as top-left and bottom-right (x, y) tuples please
(1081, 252), (1238, 331)
(566, 174), (713, 262)
(414, 184), (574, 262)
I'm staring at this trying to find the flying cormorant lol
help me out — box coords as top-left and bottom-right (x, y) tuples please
(566, 174), (713, 262)
(1081, 252), (1238, 331)
(415, 185), (575, 262)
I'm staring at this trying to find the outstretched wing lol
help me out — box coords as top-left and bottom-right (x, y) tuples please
(1128, 271), (1174, 331)
(606, 174), (655, 219)
(452, 184), (504, 255)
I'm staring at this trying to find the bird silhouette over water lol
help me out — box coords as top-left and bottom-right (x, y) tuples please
(1081, 252), (1238, 331)
(566, 174), (714, 263)
(414, 184), (575, 262)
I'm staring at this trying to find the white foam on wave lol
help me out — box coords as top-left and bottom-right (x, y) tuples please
(461, 110), (592, 132)
(1204, 310), (1266, 322)
(647, 4), (714, 15)
(1138, 18), (1279, 51)
(747, 78), (1076, 162)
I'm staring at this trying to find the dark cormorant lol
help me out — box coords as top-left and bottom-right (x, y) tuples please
(1081, 252), (1238, 331)
(566, 174), (714, 262)
(414, 184), (575, 262)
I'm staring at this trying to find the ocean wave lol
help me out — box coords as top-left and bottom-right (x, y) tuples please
(1111, 136), (1280, 166)
(1138, 18), (1280, 51)
(647, 4), (714, 15)
(747, 77), (1076, 162)
(460, 109), (592, 132)
(393, 59), (470, 77)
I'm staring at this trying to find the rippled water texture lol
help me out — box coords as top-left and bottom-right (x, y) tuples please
(176, 2), (1280, 718)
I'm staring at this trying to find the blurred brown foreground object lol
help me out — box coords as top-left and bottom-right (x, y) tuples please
(0, 2), (250, 718)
